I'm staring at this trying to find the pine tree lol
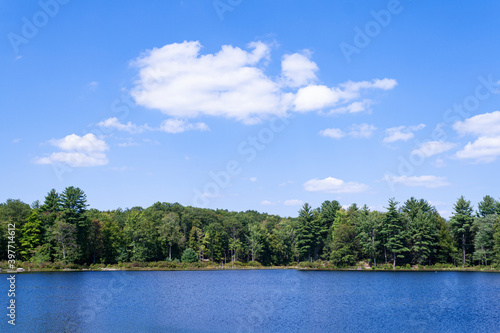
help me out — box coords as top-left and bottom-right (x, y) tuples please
(449, 196), (474, 267)
(477, 195), (498, 217)
(296, 203), (320, 262)
(382, 198), (408, 269)
(60, 187), (89, 263)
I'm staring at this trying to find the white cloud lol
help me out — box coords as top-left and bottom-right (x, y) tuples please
(348, 123), (376, 138)
(12, 138), (21, 143)
(411, 141), (455, 158)
(249, 177), (257, 182)
(295, 79), (395, 113)
(160, 119), (209, 133)
(320, 123), (376, 139)
(284, 199), (303, 206)
(453, 111), (500, 136)
(432, 158), (446, 168)
(319, 128), (345, 139)
(303, 177), (369, 193)
(454, 111), (500, 162)
(340, 78), (397, 91)
(131, 40), (397, 124)
(117, 138), (139, 147)
(456, 136), (500, 162)
(281, 51), (318, 87)
(382, 174), (450, 188)
(98, 117), (151, 134)
(35, 134), (108, 167)
(327, 99), (374, 115)
(36, 152), (108, 167)
(50, 133), (108, 153)
(294, 85), (339, 112)
(383, 124), (425, 143)
(260, 200), (277, 206)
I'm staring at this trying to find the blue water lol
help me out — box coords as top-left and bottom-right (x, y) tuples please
(2, 270), (500, 332)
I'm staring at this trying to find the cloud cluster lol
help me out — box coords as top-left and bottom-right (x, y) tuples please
(98, 117), (209, 134)
(320, 123), (376, 139)
(453, 111), (500, 162)
(303, 177), (369, 193)
(131, 41), (397, 124)
(383, 124), (425, 143)
(160, 119), (209, 134)
(411, 141), (455, 158)
(35, 134), (108, 167)
(98, 117), (151, 133)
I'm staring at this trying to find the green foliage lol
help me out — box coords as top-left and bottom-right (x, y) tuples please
(3, 187), (500, 269)
(449, 196), (475, 267)
(19, 210), (44, 260)
(477, 195), (498, 217)
(330, 219), (359, 267)
(473, 215), (497, 265)
(181, 248), (199, 263)
(357, 210), (382, 266)
(296, 203), (320, 262)
(381, 198), (409, 268)
(494, 217), (500, 266)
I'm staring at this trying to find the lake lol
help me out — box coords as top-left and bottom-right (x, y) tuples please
(3, 270), (500, 332)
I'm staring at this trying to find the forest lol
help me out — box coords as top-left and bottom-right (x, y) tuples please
(1, 186), (500, 269)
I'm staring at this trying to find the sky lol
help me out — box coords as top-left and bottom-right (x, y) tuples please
(1, 0), (500, 218)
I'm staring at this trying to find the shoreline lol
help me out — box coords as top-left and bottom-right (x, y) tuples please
(2, 266), (499, 273)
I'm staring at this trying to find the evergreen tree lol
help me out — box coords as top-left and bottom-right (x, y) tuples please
(477, 195), (498, 217)
(181, 248), (199, 263)
(60, 187), (89, 263)
(318, 200), (341, 257)
(382, 198), (409, 269)
(449, 196), (474, 267)
(409, 211), (438, 265)
(296, 203), (320, 261)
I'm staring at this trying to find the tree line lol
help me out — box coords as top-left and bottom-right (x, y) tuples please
(1, 186), (500, 268)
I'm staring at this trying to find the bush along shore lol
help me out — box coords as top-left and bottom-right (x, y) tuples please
(2, 187), (500, 272)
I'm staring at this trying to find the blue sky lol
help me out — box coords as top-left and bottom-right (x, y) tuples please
(1, 0), (500, 218)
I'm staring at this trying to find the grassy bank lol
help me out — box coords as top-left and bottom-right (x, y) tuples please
(1, 260), (499, 273)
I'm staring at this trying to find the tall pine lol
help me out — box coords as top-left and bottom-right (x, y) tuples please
(449, 196), (474, 267)
(382, 198), (408, 269)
